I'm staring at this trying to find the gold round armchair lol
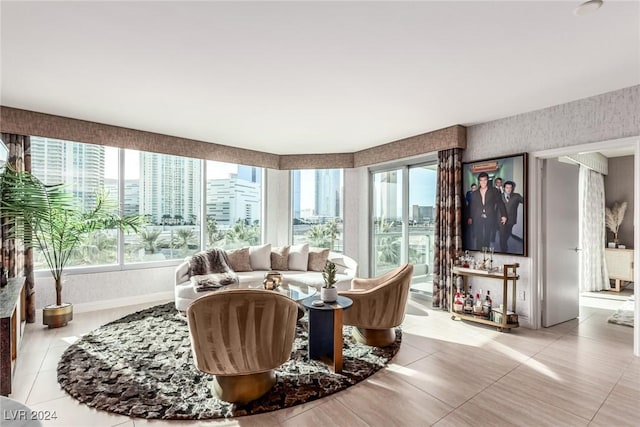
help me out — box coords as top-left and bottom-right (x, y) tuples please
(186, 289), (298, 403)
(339, 264), (413, 347)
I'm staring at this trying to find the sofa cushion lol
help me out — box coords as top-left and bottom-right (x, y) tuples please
(271, 245), (290, 271)
(307, 247), (330, 272)
(249, 243), (272, 270)
(288, 243), (309, 271)
(226, 247), (252, 272)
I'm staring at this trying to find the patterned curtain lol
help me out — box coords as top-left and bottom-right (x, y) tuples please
(432, 148), (463, 310)
(1, 133), (35, 322)
(578, 165), (609, 292)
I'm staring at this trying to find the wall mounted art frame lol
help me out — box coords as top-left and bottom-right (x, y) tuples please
(462, 152), (528, 256)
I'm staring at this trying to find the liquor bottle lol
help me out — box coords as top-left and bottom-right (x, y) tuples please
(464, 285), (473, 314)
(474, 289), (483, 315)
(483, 290), (492, 318)
(453, 289), (464, 313)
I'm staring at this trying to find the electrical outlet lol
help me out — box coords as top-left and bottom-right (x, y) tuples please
(518, 291), (526, 301)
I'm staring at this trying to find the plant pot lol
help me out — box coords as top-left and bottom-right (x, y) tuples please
(320, 286), (338, 303)
(43, 303), (73, 328)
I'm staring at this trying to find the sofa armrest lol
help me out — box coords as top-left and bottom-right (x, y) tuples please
(175, 261), (190, 286)
(328, 252), (358, 277)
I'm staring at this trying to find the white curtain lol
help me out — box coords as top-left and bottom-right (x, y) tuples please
(578, 166), (609, 292)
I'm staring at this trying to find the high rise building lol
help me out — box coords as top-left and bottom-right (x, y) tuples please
(30, 136), (105, 208)
(206, 173), (261, 226)
(314, 169), (341, 218)
(123, 180), (139, 216)
(237, 165), (261, 184)
(377, 171), (400, 222)
(139, 152), (201, 225)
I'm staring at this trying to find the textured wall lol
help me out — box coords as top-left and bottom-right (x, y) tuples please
(1, 107), (465, 170)
(279, 153), (354, 169)
(464, 85), (639, 327)
(0, 107), (280, 169)
(354, 125), (465, 167)
(465, 85), (640, 162)
(604, 156), (635, 248)
(263, 169), (291, 247)
(35, 266), (175, 309)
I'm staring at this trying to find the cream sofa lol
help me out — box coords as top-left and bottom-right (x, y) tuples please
(175, 248), (358, 311)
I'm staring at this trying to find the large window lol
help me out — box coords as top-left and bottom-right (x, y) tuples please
(30, 137), (119, 268)
(29, 138), (263, 270)
(371, 163), (437, 293)
(372, 169), (404, 275)
(124, 150), (202, 263)
(291, 169), (344, 252)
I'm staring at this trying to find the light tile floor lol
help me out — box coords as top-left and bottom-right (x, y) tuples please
(7, 295), (638, 427)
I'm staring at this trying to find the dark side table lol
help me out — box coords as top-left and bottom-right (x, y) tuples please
(302, 295), (353, 373)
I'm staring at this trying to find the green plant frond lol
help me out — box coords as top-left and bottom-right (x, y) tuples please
(1, 168), (145, 301)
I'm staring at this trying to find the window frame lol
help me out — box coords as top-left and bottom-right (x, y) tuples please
(29, 139), (265, 276)
(368, 154), (438, 288)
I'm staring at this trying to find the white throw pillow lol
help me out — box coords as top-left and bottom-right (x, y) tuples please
(288, 243), (309, 271)
(249, 243), (272, 270)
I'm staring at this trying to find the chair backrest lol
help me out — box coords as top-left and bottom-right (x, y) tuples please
(382, 264), (414, 327)
(186, 289), (298, 376)
(345, 263), (413, 329)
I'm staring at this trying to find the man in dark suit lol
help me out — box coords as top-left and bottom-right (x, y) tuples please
(467, 172), (506, 250)
(499, 180), (524, 252)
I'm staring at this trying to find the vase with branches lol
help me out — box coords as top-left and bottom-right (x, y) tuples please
(605, 201), (627, 246)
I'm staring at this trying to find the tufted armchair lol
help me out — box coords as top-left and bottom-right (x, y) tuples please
(186, 289), (298, 403)
(339, 264), (413, 347)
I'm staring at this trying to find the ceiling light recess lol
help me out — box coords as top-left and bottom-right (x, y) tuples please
(574, 0), (603, 16)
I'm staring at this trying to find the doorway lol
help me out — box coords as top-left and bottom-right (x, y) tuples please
(531, 136), (640, 356)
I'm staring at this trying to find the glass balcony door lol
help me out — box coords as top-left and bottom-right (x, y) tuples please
(408, 164), (437, 294)
(371, 163), (437, 294)
(371, 169), (405, 277)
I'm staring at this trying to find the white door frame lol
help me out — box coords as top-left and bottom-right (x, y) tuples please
(529, 136), (640, 356)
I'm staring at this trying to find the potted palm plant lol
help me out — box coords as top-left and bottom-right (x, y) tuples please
(0, 168), (141, 328)
(321, 260), (338, 302)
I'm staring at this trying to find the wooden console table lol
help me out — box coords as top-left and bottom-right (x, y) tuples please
(605, 248), (634, 292)
(1, 277), (26, 396)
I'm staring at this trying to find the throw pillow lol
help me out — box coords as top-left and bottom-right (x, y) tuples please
(226, 247), (252, 272)
(271, 246), (290, 271)
(249, 243), (272, 270)
(288, 243), (309, 271)
(307, 247), (330, 272)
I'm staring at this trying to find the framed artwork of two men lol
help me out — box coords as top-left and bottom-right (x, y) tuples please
(462, 153), (528, 256)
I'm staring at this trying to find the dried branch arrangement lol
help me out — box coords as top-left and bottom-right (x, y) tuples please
(605, 201), (627, 240)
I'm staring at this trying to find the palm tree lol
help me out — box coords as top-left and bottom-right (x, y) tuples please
(306, 224), (330, 248)
(71, 230), (118, 265)
(225, 219), (260, 246)
(206, 216), (223, 247)
(305, 220), (339, 249)
(0, 168), (141, 306)
(172, 228), (197, 254)
(139, 229), (162, 254)
(324, 219), (339, 250)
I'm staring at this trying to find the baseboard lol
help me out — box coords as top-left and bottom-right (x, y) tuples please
(73, 291), (174, 314)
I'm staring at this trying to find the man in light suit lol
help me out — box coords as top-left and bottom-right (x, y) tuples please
(499, 180), (524, 253)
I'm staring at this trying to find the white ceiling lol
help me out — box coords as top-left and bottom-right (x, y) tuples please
(1, 1), (638, 155)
